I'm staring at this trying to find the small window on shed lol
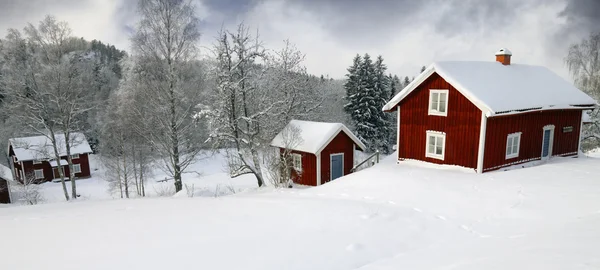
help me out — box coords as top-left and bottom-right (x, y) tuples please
(428, 89), (449, 116)
(292, 153), (302, 171)
(506, 133), (521, 159)
(73, 164), (82, 174)
(34, 169), (44, 180)
(33, 160), (42, 165)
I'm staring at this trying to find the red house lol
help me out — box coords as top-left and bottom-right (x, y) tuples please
(383, 49), (598, 173)
(8, 133), (93, 183)
(271, 120), (366, 186)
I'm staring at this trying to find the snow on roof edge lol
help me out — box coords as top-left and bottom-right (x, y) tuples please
(270, 120), (367, 154)
(9, 133), (93, 161)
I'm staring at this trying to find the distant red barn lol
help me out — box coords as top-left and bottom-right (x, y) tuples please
(383, 48), (598, 172)
(271, 120), (367, 186)
(8, 133), (93, 183)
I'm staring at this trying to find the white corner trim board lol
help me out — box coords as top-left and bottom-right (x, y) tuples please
(476, 112), (487, 173)
(316, 154), (321, 186)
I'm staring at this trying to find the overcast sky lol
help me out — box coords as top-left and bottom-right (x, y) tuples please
(1, 0), (599, 80)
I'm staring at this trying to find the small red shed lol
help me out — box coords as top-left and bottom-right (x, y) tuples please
(383, 48), (598, 172)
(271, 120), (367, 186)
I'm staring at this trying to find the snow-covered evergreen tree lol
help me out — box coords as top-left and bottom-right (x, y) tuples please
(344, 54), (380, 152)
(343, 54), (362, 117)
(372, 56), (392, 154)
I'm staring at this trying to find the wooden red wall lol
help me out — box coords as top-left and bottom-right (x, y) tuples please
(0, 179), (10, 203)
(320, 132), (355, 185)
(14, 153), (91, 183)
(397, 73), (482, 169)
(484, 110), (582, 171)
(285, 149), (317, 186)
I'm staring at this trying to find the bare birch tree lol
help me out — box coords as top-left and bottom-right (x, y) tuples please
(99, 57), (153, 198)
(131, 0), (206, 192)
(566, 32), (600, 150)
(265, 124), (303, 187)
(0, 16), (93, 200)
(201, 24), (322, 187)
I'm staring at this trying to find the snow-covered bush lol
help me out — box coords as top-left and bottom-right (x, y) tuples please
(10, 174), (44, 205)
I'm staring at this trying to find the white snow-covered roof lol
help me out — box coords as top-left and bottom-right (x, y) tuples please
(49, 160), (69, 167)
(383, 61), (598, 116)
(495, 48), (512, 56)
(0, 164), (13, 181)
(9, 133), (92, 161)
(270, 120), (366, 154)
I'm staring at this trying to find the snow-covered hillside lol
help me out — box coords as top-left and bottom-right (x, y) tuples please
(1, 154), (599, 269)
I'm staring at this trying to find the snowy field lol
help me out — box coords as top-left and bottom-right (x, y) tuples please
(1, 153), (600, 269)
(33, 151), (258, 203)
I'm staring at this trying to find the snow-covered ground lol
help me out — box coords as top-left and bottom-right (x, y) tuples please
(1, 153), (600, 269)
(36, 151), (258, 203)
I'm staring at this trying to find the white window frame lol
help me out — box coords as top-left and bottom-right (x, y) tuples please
(72, 164), (82, 174)
(425, 131), (446, 160)
(72, 154), (80, 159)
(292, 153), (302, 171)
(505, 132), (522, 159)
(428, 89), (449, 116)
(34, 169), (44, 180)
(33, 160), (42, 165)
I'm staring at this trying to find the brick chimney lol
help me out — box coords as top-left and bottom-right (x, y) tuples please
(495, 48), (512, 65)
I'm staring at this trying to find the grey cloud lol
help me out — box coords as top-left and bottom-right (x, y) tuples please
(560, 0), (600, 32)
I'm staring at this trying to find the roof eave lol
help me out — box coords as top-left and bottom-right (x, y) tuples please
(315, 125), (367, 156)
(383, 65), (436, 112)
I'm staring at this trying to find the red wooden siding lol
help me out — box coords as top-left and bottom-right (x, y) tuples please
(397, 73), (482, 169)
(484, 110), (582, 171)
(0, 179), (10, 203)
(13, 153), (91, 183)
(284, 149), (317, 186)
(320, 132), (355, 185)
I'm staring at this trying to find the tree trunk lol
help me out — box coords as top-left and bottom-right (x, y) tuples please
(50, 131), (69, 201)
(132, 145), (140, 196)
(64, 132), (77, 199)
(251, 149), (264, 187)
(140, 162), (146, 197)
(169, 67), (183, 193)
(122, 146), (129, 199)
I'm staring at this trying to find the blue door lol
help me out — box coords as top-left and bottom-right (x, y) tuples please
(542, 128), (554, 159)
(330, 154), (344, 181)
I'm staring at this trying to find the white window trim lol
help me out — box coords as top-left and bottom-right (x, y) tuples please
(33, 160), (42, 165)
(425, 131), (446, 160)
(428, 89), (449, 117)
(73, 164), (82, 174)
(329, 153), (345, 181)
(292, 153), (302, 171)
(34, 169), (44, 180)
(505, 132), (522, 159)
(72, 154), (80, 159)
